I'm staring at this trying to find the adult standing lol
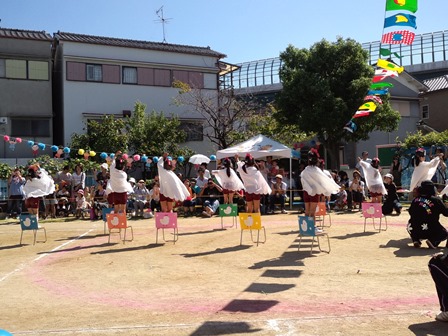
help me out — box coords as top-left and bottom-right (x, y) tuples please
(235, 154), (272, 213)
(157, 153), (190, 212)
(7, 168), (25, 218)
(407, 180), (448, 249)
(389, 155), (403, 189)
(23, 164), (55, 218)
(300, 149), (340, 217)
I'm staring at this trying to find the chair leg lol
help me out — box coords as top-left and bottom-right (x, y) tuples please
(20, 230), (24, 245)
(240, 230), (244, 245)
(33, 230), (37, 245)
(298, 235), (302, 251)
(156, 229), (159, 244)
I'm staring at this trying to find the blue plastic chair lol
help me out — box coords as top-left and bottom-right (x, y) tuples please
(19, 214), (47, 245)
(298, 216), (330, 254)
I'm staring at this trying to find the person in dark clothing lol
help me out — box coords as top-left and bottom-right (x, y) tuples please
(428, 252), (448, 322)
(199, 178), (223, 217)
(382, 173), (402, 215)
(407, 180), (448, 249)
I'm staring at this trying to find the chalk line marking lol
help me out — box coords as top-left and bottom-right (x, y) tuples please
(0, 228), (94, 283)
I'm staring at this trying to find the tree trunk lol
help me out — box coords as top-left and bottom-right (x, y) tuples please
(324, 140), (341, 170)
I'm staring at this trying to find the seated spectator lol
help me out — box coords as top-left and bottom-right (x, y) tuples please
(268, 174), (287, 214)
(182, 179), (197, 217)
(195, 168), (208, 189)
(199, 178), (223, 217)
(133, 179), (151, 217)
(93, 181), (108, 219)
(75, 189), (89, 218)
(149, 181), (161, 213)
(334, 171), (350, 211)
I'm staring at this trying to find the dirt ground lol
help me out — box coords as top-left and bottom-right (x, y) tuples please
(0, 208), (447, 336)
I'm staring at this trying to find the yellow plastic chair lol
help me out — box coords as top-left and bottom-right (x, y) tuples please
(239, 213), (265, 246)
(362, 202), (387, 232)
(19, 214), (47, 245)
(298, 215), (330, 254)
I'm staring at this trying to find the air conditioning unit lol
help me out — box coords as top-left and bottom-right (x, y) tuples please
(0, 117), (8, 125)
(122, 110), (131, 118)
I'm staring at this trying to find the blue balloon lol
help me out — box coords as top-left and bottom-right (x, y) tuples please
(167, 156), (172, 161)
(153, 157), (159, 163)
(63, 147), (70, 153)
(210, 154), (216, 161)
(38, 143), (46, 150)
(27, 140), (34, 147)
(177, 156), (184, 163)
(51, 145), (58, 152)
(141, 155), (148, 162)
(110, 153), (115, 159)
(0, 329), (13, 336)
(100, 152), (107, 159)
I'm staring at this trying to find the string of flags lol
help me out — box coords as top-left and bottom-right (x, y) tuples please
(344, 0), (418, 133)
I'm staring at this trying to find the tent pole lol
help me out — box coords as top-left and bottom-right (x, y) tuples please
(289, 156), (293, 210)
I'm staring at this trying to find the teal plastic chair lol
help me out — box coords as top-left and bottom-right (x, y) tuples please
(19, 214), (47, 245)
(298, 216), (330, 254)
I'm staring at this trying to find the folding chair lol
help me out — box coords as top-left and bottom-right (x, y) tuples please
(239, 213), (266, 246)
(106, 212), (133, 243)
(101, 208), (114, 234)
(19, 214), (47, 245)
(218, 204), (238, 229)
(314, 202), (332, 228)
(155, 212), (178, 244)
(362, 202), (387, 232)
(298, 215), (330, 254)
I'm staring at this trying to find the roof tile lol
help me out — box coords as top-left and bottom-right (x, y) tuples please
(0, 28), (52, 41)
(423, 75), (448, 92)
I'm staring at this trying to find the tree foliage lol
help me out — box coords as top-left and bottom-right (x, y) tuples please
(401, 130), (448, 149)
(276, 37), (401, 167)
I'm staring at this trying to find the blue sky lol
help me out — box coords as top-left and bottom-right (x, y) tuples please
(2, 0), (447, 64)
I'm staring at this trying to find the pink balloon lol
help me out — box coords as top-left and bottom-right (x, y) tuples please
(16, 137), (22, 143)
(3, 135), (10, 142)
(133, 154), (141, 162)
(122, 153), (129, 160)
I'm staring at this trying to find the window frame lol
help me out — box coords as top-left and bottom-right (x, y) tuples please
(10, 118), (51, 137)
(122, 66), (138, 84)
(179, 121), (204, 142)
(422, 105), (429, 119)
(86, 64), (103, 82)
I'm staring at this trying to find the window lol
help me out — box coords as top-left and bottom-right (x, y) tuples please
(10, 119), (50, 137)
(86, 64), (102, 82)
(180, 121), (203, 141)
(28, 61), (49, 80)
(66, 62), (86, 81)
(5, 59), (27, 79)
(123, 67), (137, 84)
(0, 59), (5, 77)
(422, 105), (429, 119)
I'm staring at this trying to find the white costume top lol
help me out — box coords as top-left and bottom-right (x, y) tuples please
(236, 161), (271, 195)
(300, 165), (340, 197)
(24, 168), (55, 198)
(358, 161), (387, 195)
(212, 168), (245, 192)
(409, 157), (440, 191)
(106, 160), (133, 195)
(157, 157), (190, 201)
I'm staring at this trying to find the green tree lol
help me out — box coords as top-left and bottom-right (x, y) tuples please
(70, 115), (128, 156)
(276, 38), (400, 168)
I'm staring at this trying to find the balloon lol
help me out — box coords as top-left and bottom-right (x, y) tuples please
(153, 157), (159, 163)
(78, 149), (85, 155)
(38, 143), (46, 150)
(16, 137), (22, 143)
(133, 154), (141, 162)
(32, 144), (39, 151)
(89, 150), (96, 157)
(100, 152), (107, 159)
(177, 156), (184, 163)
(141, 155), (148, 162)
(28, 140), (34, 147)
(110, 153), (115, 159)
(210, 154), (216, 161)
(63, 147), (70, 153)
(3, 135), (9, 142)
(167, 156), (172, 160)
(122, 153), (128, 160)
(51, 145), (58, 152)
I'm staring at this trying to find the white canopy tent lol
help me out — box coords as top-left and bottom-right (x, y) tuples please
(216, 134), (294, 209)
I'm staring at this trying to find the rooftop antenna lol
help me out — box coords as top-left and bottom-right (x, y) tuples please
(155, 6), (172, 43)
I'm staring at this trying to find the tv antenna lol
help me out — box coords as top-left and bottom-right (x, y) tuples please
(155, 6), (172, 43)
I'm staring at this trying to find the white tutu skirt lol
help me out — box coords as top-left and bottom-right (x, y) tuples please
(24, 168), (55, 198)
(236, 161), (271, 195)
(106, 160), (133, 194)
(158, 158), (190, 201)
(359, 161), (387, 195)
(212, 169), (245, 191)
(300, 166), (340, 197)
(409, 158), (440, 191)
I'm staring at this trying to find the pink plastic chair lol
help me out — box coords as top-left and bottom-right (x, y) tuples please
(155, 212), (178, 244)
(362, 202), (387, 232)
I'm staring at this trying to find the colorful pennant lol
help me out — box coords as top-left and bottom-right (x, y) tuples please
(358, 102), (378, 112)
(385, 0), (418, 13)
(364, 95), (383, 105)
(384, 13), (417, 29)
(377, 59), (404, 73)
(370, 82), (394, 89)
(382, 30), (415, 45)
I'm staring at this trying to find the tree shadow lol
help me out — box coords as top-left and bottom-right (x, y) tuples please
(380, 238), (441, 258)
(408, 321), (447, 336)
(90, 243), (162, 255)
(190, 321), (261, 335)
(180, 245), (251, 258)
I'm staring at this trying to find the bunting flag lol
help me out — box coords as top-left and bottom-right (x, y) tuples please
(370, 82), (394, 89)
(353, 111), (371, 118)
(373, 68), (399, 82)
(364, 95), (383, 105)
(358, 102), (378, 112)
(385, 0), (418, 13)
(380, 48), (402, 58)
(382, 30), (415, 45)
(377, 59), (404, 73)
(367, 89), (389, 96)
(384, 13), (417, 29)
(344, 121), (357, 133)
